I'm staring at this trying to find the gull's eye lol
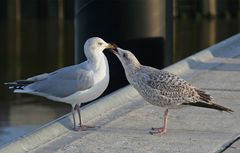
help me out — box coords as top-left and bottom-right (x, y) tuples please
(123, 53), (127, 59)
(98, 42), (103, 46)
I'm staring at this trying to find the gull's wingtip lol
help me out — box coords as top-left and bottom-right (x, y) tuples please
(4, 82), (16, 89)
(208, 101), (234, 113)
(13, 88), (32, 94)
(4, 82), (11, 85)
(14, 89), (23, 93)
(224, 107), (234, 113)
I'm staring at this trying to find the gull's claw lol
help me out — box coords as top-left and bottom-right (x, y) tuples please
(150, 127), (167, 135)
(74, 125), (96, 131)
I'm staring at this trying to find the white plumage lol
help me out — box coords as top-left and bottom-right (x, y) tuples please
(5, 37), (115, 131)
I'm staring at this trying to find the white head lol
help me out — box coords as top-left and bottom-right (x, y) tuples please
(84, 37), (114, 59)
(112, 47), (141, 70)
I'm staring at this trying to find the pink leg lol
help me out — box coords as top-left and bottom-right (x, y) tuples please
(150, 109), (169, 135)
(72, 105), (77, 131)
(75, 104), (94, 131)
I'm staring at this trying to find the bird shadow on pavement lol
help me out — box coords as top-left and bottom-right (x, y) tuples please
(57, 114), (150, 136)
(57, 113), (74, 130)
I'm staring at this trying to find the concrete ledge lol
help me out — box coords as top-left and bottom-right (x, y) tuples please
(0, 86), (139, 153)
(1, 33), (240, 153)
(215, 134), (240, 153)
(166, 34), (240, 74)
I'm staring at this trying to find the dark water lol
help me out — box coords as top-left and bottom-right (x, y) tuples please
(0, 17), (239, 146)
(0, 19), (73, 146)
(174, 18), (240, 62)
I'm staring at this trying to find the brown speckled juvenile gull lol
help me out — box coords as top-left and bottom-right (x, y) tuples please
(112, 47), (233, 135)
(5, 37), (115, 131)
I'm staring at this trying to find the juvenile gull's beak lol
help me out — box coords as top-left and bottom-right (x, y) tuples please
(104, 43), (117, 54)
(109, 43), (118, 54)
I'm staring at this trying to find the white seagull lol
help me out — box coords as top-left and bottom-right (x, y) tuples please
(5, 37), (115, 131)
(111, 47), (233, 135)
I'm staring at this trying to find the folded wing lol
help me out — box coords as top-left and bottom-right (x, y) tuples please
(5, 63), (94, 98)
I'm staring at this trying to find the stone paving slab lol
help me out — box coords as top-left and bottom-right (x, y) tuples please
(223, 139), (240, 153)
(31, 90), (240, 153)
(53, 129), (233, 153)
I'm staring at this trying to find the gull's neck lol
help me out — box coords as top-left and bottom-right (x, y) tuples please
(124, 62), (141, 76)
(86, 51), (106, 71)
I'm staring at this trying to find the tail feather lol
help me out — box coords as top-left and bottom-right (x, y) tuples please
(183, 101), (233, 113)
(4, 73), (48, 90)
(4, 80), (34, 90)
(183, 88), (234, 113)
(195, 89), (212, 102)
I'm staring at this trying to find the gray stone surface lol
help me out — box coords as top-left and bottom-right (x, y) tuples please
(223, 138), (240, 153)
(1, 34), (240, 153)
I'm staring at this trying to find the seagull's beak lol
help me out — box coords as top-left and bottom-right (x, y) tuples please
(108, 43), (118, 55)
(106, 43), (113, 49)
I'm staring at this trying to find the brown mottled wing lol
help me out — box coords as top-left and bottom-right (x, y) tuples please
(138, 66), (233, 112)
(139, 66), (198, 103)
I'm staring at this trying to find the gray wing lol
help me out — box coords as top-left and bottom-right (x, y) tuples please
(28, 62), (94, 97)
(139, 66), (198, 103)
